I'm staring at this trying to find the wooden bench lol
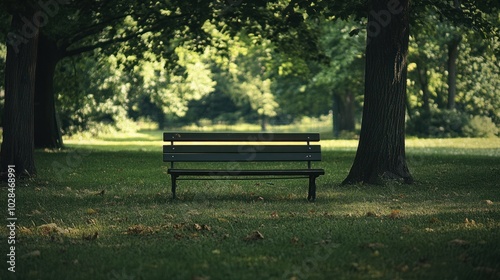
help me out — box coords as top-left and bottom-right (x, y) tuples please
(163, 132), (324, 201)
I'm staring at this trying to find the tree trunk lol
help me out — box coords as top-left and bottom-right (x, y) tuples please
(447, 0), (461, 110)
(261, 116), (268, 131)
(416, 62), (431, 134)
(1, 12), (39, 176)
(333, 91), (356, 138)
(447, 35), (461, 110)
(343, 0), (413, 184)
(34, 32), (64, 149)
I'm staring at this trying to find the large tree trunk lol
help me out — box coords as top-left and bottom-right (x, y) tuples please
(447, 35), (461, 110)
(34, 33), (64, 149)
(343, 0), (412, 184)
(447, 0), (461, 110)
(332, 91), (356, 138)
(1, 12), (39, 176)
(416, 62), (431, 134)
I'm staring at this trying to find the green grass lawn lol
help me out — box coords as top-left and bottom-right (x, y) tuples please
(1, 132), (499, 280)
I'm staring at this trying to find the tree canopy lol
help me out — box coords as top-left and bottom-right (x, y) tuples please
(1, 0), (499, 180)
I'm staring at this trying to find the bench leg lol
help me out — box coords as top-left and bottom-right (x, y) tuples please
(308, 175), (317, 202)
(171, 175), (178, 199)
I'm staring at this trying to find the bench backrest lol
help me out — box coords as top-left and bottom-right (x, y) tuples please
(163, 132), (321, 166)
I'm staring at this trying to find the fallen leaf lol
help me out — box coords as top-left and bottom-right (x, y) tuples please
(174, 233), (183, 240)
(126, 224), (154, 235)
(483, 200), (493, 205)
(429, 217), (440, 224)
(474, 266), (497, 274)
(365, 242), (385, 249)
(270, 211), (279, 218)
(194, 223), (203, 231)
(449, 239), (470, 247)
(464, 218), (477, 227)
(38, 223), (69, 235)
(244, 230), (264, 241)
(366, 212), (380, 218)
(22, 250), (41, 258)
(395, 264), (409, 272)
(389, 209), (401, 219)
(457, 252), (471, 263)
(86, 208), (97, 215)
(192, 276), (210, 280)
(164, 214), (175, 219)
(82, 232), (98, 241)
(18, 226), (33, 235)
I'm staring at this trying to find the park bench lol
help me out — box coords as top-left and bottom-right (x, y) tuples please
(163, 132), (324, 201)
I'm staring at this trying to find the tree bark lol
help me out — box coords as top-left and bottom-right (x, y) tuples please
(333, 91), (356, 138)
(447, 35), (461, 110)
(343, 0), (413, 185)
(34, 32), (64, 149)
(1, 12), (39, 176)
(416, 62), (431, 134)
(261, 116), (268, 131)
(447, 0), (462, 110)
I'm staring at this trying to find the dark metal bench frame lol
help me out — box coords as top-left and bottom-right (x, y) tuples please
(163, 132), (325, 201)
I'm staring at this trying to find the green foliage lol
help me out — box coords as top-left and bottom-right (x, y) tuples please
(463, 115), (499, 138)
(407, 109), (468, 138)
(407, 109), (499, 138)
(55, 53), (132, 136)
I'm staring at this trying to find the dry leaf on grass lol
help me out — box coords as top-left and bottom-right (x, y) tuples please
(429, 217), (440, 224)
(126, 224), (154, 235)
(464, 218), (477, 226)
(449, 239), (470, 247)
(366, 212), (380, 218)
(38, 223), (70, 235)
(244, 230), (264, 241)
(364, 243), (386, 250)
(82, 232), (99, 241)
(388, 209), (401, 219)
(483, 200), (493, 205)
(194, 223), (203, 231)
(193, 224), (211, 231)
(474, 266), (498, 275)
(22, 250), (41, 258)
(192, 276), (210, 280)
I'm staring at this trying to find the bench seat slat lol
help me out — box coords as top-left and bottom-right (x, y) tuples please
(163, 153), (321, 162)
(164, 132), (320, 142)
(168, 169), (325, 176)
(163, 145), (321, 153)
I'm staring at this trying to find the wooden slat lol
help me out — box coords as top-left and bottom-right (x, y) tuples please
(163, 145), (321, 153)
(168, 169), (325, 176)
(163, 153), (321, 162)
(163, 132), (320, 142)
